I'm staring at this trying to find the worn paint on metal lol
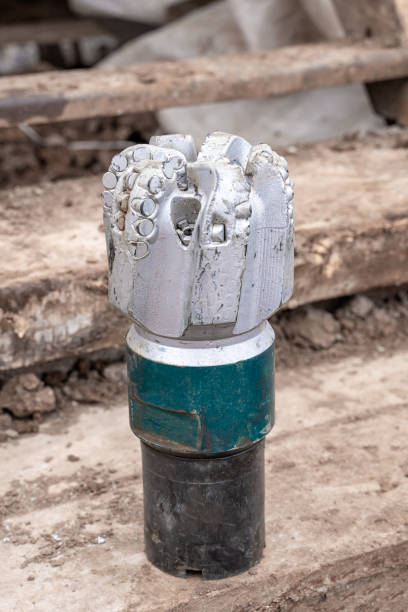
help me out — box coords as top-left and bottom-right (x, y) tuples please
(127, 342), (274, 456)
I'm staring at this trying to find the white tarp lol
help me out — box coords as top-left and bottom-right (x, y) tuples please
(69, 0), (184, 25)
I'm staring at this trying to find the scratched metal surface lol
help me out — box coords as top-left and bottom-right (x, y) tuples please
(127, 340), (274, 455)
(102, 131), (294, 339)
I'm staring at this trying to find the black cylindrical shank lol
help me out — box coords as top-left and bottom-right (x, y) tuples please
(141, 440), (265, 579)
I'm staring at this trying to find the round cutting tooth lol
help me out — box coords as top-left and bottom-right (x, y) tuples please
(133, 147), (150, 162)
(148, 176), (164, 194)
(101, 191), (114, 208)
(127, 173), (137, 190)
(111, 154), (128, 172)
(136, 218), (155, 237)
(153, 150), (167, 162)
(102, 172), (117, 189)
(163, 157), (184, 179)
(163, 161), (174, 179)
(140, 198), (156, 216)
(129, 240), (149, 260)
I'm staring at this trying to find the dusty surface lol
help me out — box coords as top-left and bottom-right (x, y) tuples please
(1, 122), (407, 190)
(0, 113), (157, 189)
(0, 285), (407, 439)
(1, 131), (408, 372)
(3, 132), (408, 286)
(0, 343), (407, 611)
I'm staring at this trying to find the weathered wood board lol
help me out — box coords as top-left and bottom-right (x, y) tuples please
(0, 348), (407, 610)
(1, 138), (408, 373)
(2, 43), (408, 127)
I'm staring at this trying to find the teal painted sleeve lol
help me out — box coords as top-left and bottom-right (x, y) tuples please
(126, 343), (274, 456)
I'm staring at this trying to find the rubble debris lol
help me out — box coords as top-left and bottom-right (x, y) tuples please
(4, 429), (19, 439)
(67, 454), (80, 462)
(348, 295), (375, 318)
(103, 362), (127, 384)
(0, 288), (406, 443)
(0, 113), (157, 189)
(282, 307), (342, 350)
(62, 371), (103, 404)
(0, 374), (56, 419)
(0, 412), (12, 430)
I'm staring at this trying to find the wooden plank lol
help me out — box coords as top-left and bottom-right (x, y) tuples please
(1, 349), (407, 608)
(1, 136), (407, 373)
(2, 43), (408, 127)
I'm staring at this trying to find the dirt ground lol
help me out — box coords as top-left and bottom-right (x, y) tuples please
(2, 119), (408, 191)
(0, 283), (407, 610)
(0, 285), (407, 438)
(1, 108), (408, 610)
(0, 336), (407, 611)
(0, 114), (157, 190)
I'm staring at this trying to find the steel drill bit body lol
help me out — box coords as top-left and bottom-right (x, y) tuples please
(101, 131), (294, 578)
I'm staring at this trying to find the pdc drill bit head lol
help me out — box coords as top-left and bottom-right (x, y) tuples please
(101, 132), (294, 338)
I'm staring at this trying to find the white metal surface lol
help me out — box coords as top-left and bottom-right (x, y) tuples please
(101, 131), (294, 338)
(127, 321), (274, 367)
